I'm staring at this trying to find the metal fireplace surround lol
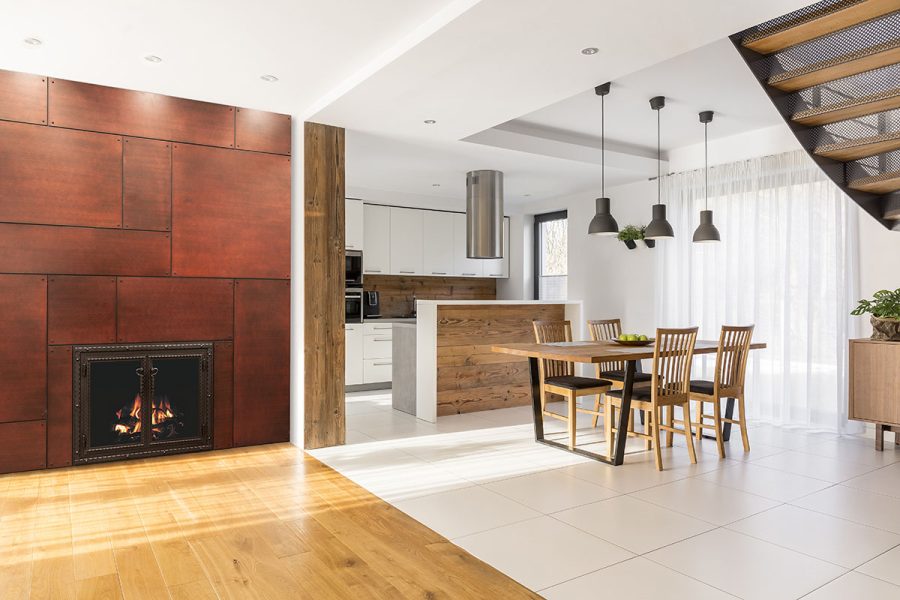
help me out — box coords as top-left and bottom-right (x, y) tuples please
(72, 342), (214, 465)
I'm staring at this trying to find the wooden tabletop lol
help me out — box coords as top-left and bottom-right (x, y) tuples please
(491, 340), (766, 363)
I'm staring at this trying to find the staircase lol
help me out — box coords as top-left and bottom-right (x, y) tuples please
(732, 0), (900, 230)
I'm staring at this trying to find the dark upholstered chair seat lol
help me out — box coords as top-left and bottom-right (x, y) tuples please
(598, 370), (652, 383)
(690, 380), (715, 395)
(606, 387), (652, 401)
(544, 376), (612, 391)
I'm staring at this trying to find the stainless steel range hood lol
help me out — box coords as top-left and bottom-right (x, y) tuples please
(466, 170), (504, 259)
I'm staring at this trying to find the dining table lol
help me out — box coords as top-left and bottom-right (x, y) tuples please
(491, 339), (766, 466)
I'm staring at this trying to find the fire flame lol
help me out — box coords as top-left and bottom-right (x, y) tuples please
(113, 393), (177, 437)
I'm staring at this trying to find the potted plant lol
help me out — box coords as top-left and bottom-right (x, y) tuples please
(851, 288), (900, 341)
(640, 226), (655, 248)
(617, 225), (643, 250)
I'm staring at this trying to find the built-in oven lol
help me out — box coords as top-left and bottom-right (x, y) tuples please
(345, 288), (363, 323)
(346, 250), (363, 287)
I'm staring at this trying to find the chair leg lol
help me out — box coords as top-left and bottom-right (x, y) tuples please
(540, 384), (546, 412)
(683, 402), (697, 465)
(713, 397), (725, 459)
(567, 391), (576, 451)
(651, 407), (663, 471)
(604, 399), (614, 458)
(737, 394), (750, 452)
(665, 405), (674, 448)
(644, 410), (652, 451)
(695, 400), (704, 441)
(591, 394), (601, 428)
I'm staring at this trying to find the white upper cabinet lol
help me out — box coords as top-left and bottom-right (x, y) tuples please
(422, 211), (455, 276)
(452, 212), (484, 277)
(483, 217), (510, 278)
(345, 198), (364, 251)
(389, 207), (424, 275)
(363, 204), (391, 274)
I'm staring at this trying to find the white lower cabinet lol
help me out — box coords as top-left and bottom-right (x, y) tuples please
(345, 324), (364, 385)
(363, 322), (393, 384)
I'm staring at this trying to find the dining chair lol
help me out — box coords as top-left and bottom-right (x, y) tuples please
(604, 327), (699, 471)
(587, 319), (653, 427)
(533, 320), (612, 450)
(690, 325), (755, 458)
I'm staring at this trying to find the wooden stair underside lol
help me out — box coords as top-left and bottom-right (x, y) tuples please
(768, 41), (900, 92)
(793, 88), (900, 125)
(743, 0), (900, 54)
(815, 131), (900, 160)
(849, 170), (900, 193)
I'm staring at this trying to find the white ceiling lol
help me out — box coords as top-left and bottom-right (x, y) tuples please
(0, 0), (461, 114)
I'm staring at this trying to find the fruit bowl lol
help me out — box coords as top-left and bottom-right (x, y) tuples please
(612, 338), (654, 347)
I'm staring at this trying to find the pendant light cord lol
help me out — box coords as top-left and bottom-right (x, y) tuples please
(601, 93), (605, 198)
(704, 121), (709, 211)
(656, 107), (661, 206)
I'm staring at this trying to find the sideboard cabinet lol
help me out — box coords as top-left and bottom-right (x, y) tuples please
(850, 339), (900, 450)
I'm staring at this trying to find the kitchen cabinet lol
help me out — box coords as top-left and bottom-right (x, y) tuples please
(483, 217), (510, 278)
(345, 324), (364, 385)
(389, 207), (424, 275)
(363, 322), (393, 384)
(345, 198), (364, 251)
(363, 204), (390, 275)
(452, 212), (483, 277)
(850, 339), (900, 449)
(422, 211), (455, 276)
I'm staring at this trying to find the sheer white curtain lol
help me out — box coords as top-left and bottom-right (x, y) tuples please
(655, 150), (861, 432)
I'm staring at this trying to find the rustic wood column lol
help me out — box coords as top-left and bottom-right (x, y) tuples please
(304, 122), (346, 448)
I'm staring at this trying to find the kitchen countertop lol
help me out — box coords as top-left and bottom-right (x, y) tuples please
(363, 317), (417, 323)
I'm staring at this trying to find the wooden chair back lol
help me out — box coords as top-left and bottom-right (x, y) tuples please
(650, 327), (698, 406)
(587, 319), (624, 372)
(714, 325), (755, 394)
(532, 320), (574, 381)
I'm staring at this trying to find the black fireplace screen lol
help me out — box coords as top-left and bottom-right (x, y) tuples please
(73, 343), (213, 464)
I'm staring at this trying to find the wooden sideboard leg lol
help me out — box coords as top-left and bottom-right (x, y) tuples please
(876, 423), (885, 451)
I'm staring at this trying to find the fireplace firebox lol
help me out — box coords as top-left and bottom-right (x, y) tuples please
(73, 343), (213, 464)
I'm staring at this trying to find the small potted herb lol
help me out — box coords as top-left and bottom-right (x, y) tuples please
(617, 225), (642, 250)
(641, 226), (655, 248)
(851, 288), (900, 341)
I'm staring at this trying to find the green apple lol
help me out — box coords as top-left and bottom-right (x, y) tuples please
(638, 334), (648, 341)
(626, 334), (638, 341)
(618, 334), (628, 341)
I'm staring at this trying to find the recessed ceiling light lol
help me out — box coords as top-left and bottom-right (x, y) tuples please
(144, 55), (163, 63)
(581, 47), (599, 55)
(524, 193), (532, 197)
(260, 74), (279, 82)
(24, 38), (42, 46)
(424, 119), (436, 124)
(432, 183), (441, 187)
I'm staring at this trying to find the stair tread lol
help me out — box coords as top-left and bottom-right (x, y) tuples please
(793, 88), (900, 125)
(815, 131), (900, 160)
(743, 0), (900, 54)
(768, 40), (900, 92)
(849, 170), (900, 193)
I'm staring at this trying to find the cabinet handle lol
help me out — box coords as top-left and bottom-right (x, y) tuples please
(365, 269), (382, 273)
(347, 244), (356, 249)
(373, 361), (392, 366)
(431, 272), (447, 275)
(489, 273), (502, 277)
(399, 270), (415, 274)
(373, 337), (392, 341)
(372, 326), (392, 330)
(462, 273), (476, 276)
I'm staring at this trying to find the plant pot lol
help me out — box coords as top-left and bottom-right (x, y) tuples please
(623, 240), (637, 250)
(644, 239), (656, 248)
(871, 316), (900, 341)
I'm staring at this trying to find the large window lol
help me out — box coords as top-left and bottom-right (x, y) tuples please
(533, 210), (568, 300)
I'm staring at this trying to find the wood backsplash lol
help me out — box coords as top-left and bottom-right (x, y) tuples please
(364, 275), (496, 318)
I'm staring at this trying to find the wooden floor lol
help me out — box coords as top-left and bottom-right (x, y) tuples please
(0, 444), (540, 599)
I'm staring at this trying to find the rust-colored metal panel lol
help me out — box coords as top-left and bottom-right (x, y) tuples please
(214, 341), (234, 450)
(49, 78), (235, 147)
(0, 121), (122, 228)
(0, 69), (47, 125)
(117, 277), (234, 342)
(0, 421), (46, 474)
(47, 346), (73, 468)
(172, 144), (290, 279)
(48, 276), (116, 345)
(0, 224), (170, 276)
(0, 275), (47, 423)
(235, 108), (291, 155)
(234, 279), (290, 446)
(124, 137), (171, 231)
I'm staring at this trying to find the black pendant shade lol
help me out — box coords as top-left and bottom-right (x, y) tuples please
(693, 110), (721, 244)
(645, 95), (673, 240)
(588, 82), (618, 236)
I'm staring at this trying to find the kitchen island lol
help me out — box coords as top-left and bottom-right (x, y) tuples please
(397, 300), (582, 423)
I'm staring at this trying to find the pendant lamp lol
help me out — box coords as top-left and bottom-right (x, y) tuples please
(693, 111), (721, 243)
(644, 96), (674, 239)
(588, 82), (618, 236)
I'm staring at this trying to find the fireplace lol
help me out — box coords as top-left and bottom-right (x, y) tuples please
(73, 343), (213, 464)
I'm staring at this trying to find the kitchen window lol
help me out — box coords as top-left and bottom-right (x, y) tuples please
(533, 210), (567, 300)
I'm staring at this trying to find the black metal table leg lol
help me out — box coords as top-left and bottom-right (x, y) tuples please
(528, 357), (545, 442)
(611, 361), (635, 466)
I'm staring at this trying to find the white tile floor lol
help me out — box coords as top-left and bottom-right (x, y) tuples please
(310, 391), (900, 599)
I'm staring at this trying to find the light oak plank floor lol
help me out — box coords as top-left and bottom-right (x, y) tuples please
(0, 444), (540, 599)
